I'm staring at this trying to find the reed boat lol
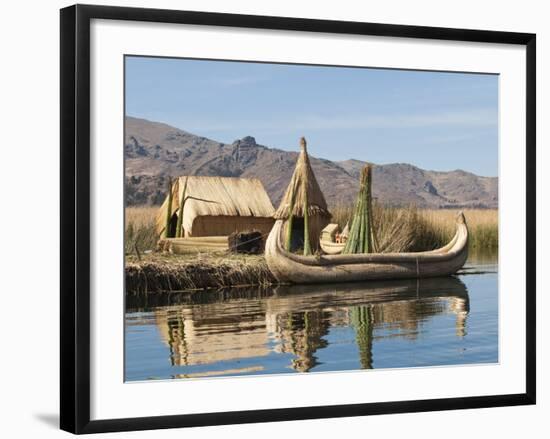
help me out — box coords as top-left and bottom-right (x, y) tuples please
(319, 240), (346, 255)
(265, 212), (469, 284)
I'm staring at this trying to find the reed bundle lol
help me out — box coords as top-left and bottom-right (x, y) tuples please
(285, 175), (297, 251)
(303, 176), (312, 256)
(343, 165), (378, 254)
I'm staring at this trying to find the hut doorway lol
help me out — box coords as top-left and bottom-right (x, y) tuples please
(168, 213), (178, 237)
(289, 217), (305, 252)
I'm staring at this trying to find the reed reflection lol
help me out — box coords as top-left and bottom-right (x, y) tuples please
(128, 277), (469, 377)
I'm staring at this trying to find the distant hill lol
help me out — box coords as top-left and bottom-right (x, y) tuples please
(125, 116), (498, 209)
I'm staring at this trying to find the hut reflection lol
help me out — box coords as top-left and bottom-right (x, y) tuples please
(140, 277), (470, 375)
(155, 302), (270, 368)
(275, 310), (330, 372)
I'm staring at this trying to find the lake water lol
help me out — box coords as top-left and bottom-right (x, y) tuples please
(125, 256), (498, 381)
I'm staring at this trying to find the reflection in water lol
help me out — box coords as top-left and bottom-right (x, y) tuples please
(351, 306), (374, 369)
(277, 310), (330, 372)
(127, 277), (470, 378)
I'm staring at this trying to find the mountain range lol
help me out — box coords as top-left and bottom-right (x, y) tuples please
(124, 116), (498, 209)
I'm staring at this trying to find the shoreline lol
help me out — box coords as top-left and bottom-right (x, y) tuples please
(124, 250), (496, 297)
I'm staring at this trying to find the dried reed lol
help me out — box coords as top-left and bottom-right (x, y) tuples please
(332, 204), (498, 252)
(126, 253), (276, 296)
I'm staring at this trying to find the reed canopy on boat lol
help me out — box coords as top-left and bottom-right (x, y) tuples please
(156, 176), (275, 238)
(274, 137), (331, 253)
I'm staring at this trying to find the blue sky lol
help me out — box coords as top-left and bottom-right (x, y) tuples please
(125, 56), (498, 177)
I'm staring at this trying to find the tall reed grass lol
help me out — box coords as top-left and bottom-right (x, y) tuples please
(331, 204), (498, 252)
(418, 208), (498, 251)
(125, 206), (159, 254)
(125, 204), (498, 256)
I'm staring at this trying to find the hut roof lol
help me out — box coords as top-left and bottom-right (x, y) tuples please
(156, 176), (275, 235)
(274, 137), (331, 219)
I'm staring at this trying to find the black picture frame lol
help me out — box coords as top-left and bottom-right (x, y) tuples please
(60, 4), (536, 434)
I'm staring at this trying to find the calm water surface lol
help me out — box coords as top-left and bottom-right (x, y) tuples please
(125, 256), (498, 381)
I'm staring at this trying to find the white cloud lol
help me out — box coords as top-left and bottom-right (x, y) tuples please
(170, 108), (497, 139)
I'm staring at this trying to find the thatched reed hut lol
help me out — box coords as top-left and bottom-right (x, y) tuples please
(274, 137), (331, 251)
(156, 176), (275, 238)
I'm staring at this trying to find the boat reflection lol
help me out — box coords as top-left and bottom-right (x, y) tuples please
(127, 277), (469, 377)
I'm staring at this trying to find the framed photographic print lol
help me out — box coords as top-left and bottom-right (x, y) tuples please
(60, 4), (536, 434)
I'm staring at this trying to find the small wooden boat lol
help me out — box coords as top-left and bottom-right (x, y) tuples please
(319, 239), (346, 255)
(265, 212), (469, 284)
